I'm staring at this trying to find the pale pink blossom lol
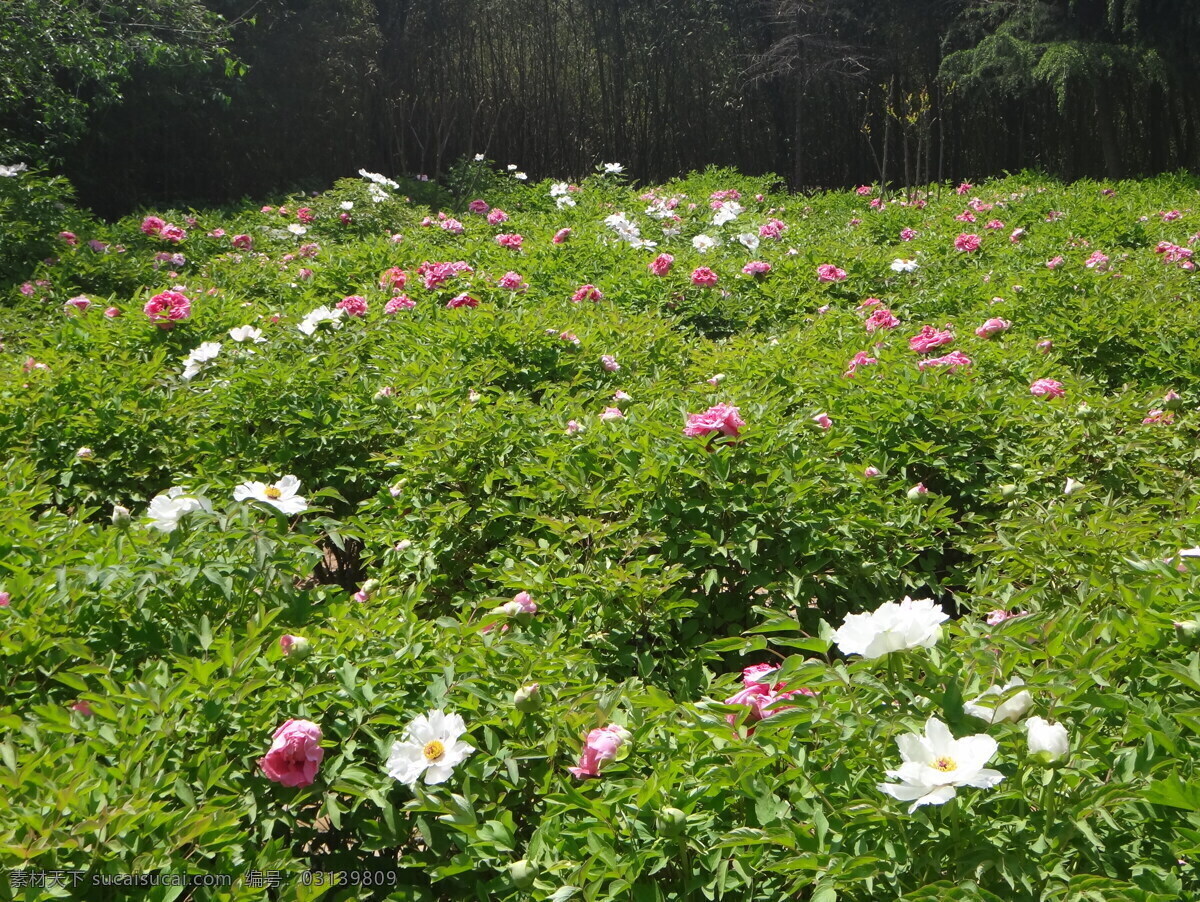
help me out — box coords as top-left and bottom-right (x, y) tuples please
(864, 466), (881, 478)
(553, 228), (572, 244)
(843, 351), (877, 378)
(568, 725), (629, 779)
(975, 318), (1011, 338)
(1085, 251), (1109, 270)
(104, 306), (122, 318)
(487, 208), (509, 225)
(1046, 256), (1064, 269)
(1009, 228), (1025, 243)
(918, 350), (973, 371)
(956, 182), (973, 195)
(440, 218), (464, 234)
(566, 419), (583, 435)
(1143, 409), (1174, 425)
(985, 219), (1005, 230)
(742, 261), (771, 276)
(812, 412), (833, 430)
(259, 719), (324, 787)
(379, 267), (407, 291)
(497, 271), (527, 290)
(684, 404), (744, 439)
(599, 407), (625, 422)
(759, 218), (787, 240)
(1030, 378), (1065, 398)
(601, 354), (620, 372)
(956, 211), (977, 223)
(64, 296), (91, 314)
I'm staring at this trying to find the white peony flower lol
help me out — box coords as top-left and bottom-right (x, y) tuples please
(181, 342), (221, 380)
(890, 258), (920, 273)
(513, 172), (528, 181)
(1064, 477), (1084, 495)
(556, 195), (577, 209)
(358, 169), (398, 189)
(737, 232), (760, 251)
(0, 162), (28, 178)
(473, 153), (486, 162)
(386, 709), (475, 786)
(287, 223), (308, 236)
(834, 596), (949, 660)
(228, 325), (266, 343)
(298, 306), (345, 336)
(340, 201), (354, 210)
(711, 201), (744, 227)
(964, 677), (1033, 724)
(146, 486), (211, 533)
(1025, 716), (1069, 763)
(879, 717), (1004, 812)
(233, 474), (307, 514)
(692, 234), (718, 253)
(603, 162), (624, 174)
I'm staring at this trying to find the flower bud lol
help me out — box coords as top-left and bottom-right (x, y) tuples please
(76, 447), (95, 461)
(509, 860), (538, 889)
(907, 483), (929, 501)
(361, 578), (381, 596)
(1063, 478), (1084, 495)
(514, 683), (541, 712)
(1163, 390), (1183, 411)
(1025, 716), (1069, 764)
(279, 634), (312, 660)
(111, 504), (132, 528)
(999, 484), (1018, 499)
(1175, 619), (1200, 648)
(656, 807), (687, 837)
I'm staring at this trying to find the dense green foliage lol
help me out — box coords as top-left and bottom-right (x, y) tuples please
(1, 163), (1200, 900)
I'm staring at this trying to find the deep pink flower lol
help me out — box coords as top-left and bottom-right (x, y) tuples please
(812, 412), (833, 430)
(0, 591), (10, 607)
(918, 350), (973, 371)
(865, 308), (900, 333)
(1030, 378), (1065, 398)
(496, 233), (523, 249)
(487, 208), (509, 225)
(1085, 251), (1109, 270)
(568, 725), (628, 779)
(954, 233), (981, 252)
(975, 317), (1011, 338)
(649, 253), (674, 276)
(419, 260), (473, 290)
(759, 218), (787, 240)
(742, 261), (771, 276)
(956, 211), (977, 223)
(439, 217), (463, 234)
(900, 228), (917, 241)
(724, 666), (810, 732)
(59, 231), (77, 246)
(385, 295), (415, 313)
(572, 284), (604, 303)
(160, 224), (186, 243)
(141, 216), (165, 236)
(842, 351), (878, 378)
(559, 331), (580, 345)
(64, 296), (91, 314)
(864, 466), (881, 478)
(143, 290), (192, 326)
(71, 700), (93, 716)
(104, 306), (121, 318)
(817, 263), (847, 282)
(856, 185), (873, 196)
(985, 219), (1005, 230)
(956, 182), (973, 195)
(691, 267), (719, 287)
(1046, 210), (1064, 222)
(908, 325), (955, 353)
(446, 293), (479, 309)
(336, 295), (368, 317)
(553, 228), (572, 244)
(231, 234), (253, 250)
(468, 199), (489, 215)
(296, 207), (315, 224)
(1037, 339), (1053, 353)
(1143, 409), (1174, 425)
(259, 719), (324, 787)
(684, 403), (744, 439)
(88, 239), (109, 252)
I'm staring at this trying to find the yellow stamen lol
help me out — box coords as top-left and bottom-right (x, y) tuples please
(423, 740), (445, 762)
(932, 756), (957, 772)
(264, 486), (282, 499)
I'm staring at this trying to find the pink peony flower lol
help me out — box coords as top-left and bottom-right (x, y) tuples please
(143, 290), (192, 326)
(691, 267), (719, 287)
(817, 263), (848, 282)
(231, 233), (252, 250)
(759, 218), (787, 240)
(812, 412), (833, 430)
(487, 208), (509, 225)
(0, 591), (11, 607)
(956, 211), (977, 223)
(571, 284), (604, 303)
(856, 185), (873, 196)
(1010, 228), (1025, 243)
(379, 267), (407, 291)
(954, 233), (981, 252)
(975, 317), (1011, 338)
(104, 306), (122, 318)
(568, 725), (629, 779)
(386, 296), (420, 314)
(601, 354), (620, 372)
(865, 308), (901, 333)
(1045, 256), (1064, 269)
(503, 591), (537, 616)
(88, 239), (109, 252)
(599, 407), (625, 421)
(985, 219), (1005, 230)
(986, 609), (1016, 626)
(71, 700), (93, 716)
(649, 253), (674, 276)
(467, 199), (489, 215)
(296, 207), (315, 224)
(553, 228), (572, 244)
(496, 233), (523, 249)
(1085, 251), (1109, 270)
(558, 331), (580, 346)
(917, 350), (973, 371)
(742, 261), (771, 276)
(843, 350), (877, 378)
(141, 216), (165, 236)
(956, 182), (973, 195)
(724, 666), (811, 732)
(566, 419), (583, 435)
(1143, 409), (1174, 425)
(1046, 210), (1064, 222)
(64, 296), (91, 314)
(161, 224), (187, 243)
(298, 242), (320, 258)
(258, 719), (324, 787)
(908, 325), (955, 353)
(336, 295), (368, 317)
(900, 228), (917, 241)
(59, 231), (77, 246)
(497, 271), (527, 290)
(439, 217), (463, 234)
(864, 466), (881, 478)
(446, 293), (479, 309)
(1030, 378), (1065, 398)
(684, 403), (744, 439)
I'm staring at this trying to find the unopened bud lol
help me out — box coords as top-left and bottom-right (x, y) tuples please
(514, 683), (541, 712)
(280, 634), (312, 659)
(509, 860), (538, 889)
(1175, 619), (1200, 648)
(656, 807), (687, 837)
(999, 484), (1018, 499)
(76, 447), (95, 461)
(907, 483), (929, 501)
(111, 504), (132, 528)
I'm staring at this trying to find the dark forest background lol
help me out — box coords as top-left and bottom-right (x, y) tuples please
(4, 0), (1199, 216)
